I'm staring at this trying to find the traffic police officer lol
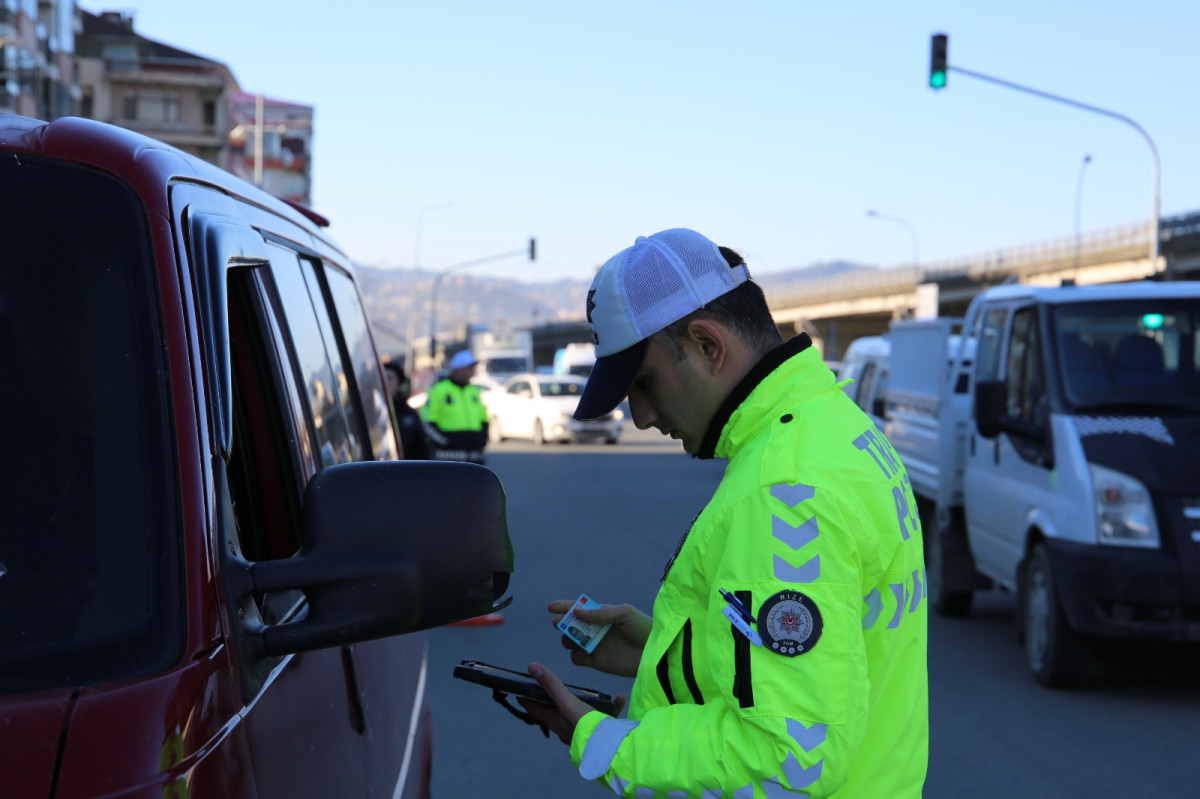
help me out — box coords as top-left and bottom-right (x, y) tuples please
(420, 350), (489, 464)
(521, 229), (929, 797)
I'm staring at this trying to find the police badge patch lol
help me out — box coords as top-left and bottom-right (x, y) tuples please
(756, 590), (823, 656)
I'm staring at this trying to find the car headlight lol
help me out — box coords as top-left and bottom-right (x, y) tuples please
(1090, 463), (1160, 548)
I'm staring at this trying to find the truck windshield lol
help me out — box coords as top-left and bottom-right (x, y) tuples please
(0, 155), (177, 695)
(1053, 300), (1200, 413)
(485, 356), (528, 375)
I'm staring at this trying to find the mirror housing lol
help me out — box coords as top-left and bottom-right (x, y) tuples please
(974, 379), (1047, 443)
(974, 379), (1006, 439)
(222, 460), (513, 664)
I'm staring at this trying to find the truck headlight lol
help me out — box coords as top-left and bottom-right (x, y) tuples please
(1090, 464), (1160, 548)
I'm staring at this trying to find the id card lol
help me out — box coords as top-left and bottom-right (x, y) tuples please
(556, 594), (611, 654)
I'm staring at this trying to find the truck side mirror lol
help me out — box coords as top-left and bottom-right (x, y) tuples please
(975, 380), (1006, 439)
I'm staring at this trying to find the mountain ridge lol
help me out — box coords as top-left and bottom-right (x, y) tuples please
(357, 259), (876, 358)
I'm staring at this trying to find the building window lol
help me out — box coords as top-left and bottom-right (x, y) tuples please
(203, 99), (216, 130)
(123, 90), (182, 124)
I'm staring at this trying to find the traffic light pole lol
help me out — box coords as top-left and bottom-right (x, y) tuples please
(946, 62), (1161, 273)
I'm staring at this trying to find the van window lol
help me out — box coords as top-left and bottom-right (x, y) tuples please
(1005, 307), (1047, 428)
(324, 267), (398, 460)
(975, 306), (1009, 382)
(0, 157), (177, 694)
(268, 245), (358, 467)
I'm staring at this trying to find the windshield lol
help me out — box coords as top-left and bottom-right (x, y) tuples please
(0, 155), (177, 695)
(1053, 299), (1200, 413)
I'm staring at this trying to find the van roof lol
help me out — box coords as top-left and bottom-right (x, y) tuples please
(0, 114), (344, 257)
(978, 280), (1200, 306)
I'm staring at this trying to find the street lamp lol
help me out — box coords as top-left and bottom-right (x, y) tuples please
(866, 209), (920, 268)
(1074, 154), (1093, 271)
(428, 238), (537, 365)
(405, 201), (454, 372)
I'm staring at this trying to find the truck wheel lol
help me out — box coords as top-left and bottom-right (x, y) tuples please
(926, 525), (973, 617)
(1022, 543), (1083, 688)
(533, 420), (546, 445)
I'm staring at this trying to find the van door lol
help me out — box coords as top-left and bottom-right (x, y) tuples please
(964, 303), (1055, 586)
(214, 232), (425, 795)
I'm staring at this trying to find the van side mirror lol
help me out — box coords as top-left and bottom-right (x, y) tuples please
(974, 380), (1006, 439)
(975, 380), (1048, 443)
(221, 460), (514, 672)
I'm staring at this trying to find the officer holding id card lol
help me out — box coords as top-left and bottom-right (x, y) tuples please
(520, 230), (929, 798)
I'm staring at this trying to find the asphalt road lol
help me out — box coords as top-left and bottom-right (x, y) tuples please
(424, 425), (1200, 797)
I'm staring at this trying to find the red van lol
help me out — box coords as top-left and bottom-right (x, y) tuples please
(0, 114), (513, 798)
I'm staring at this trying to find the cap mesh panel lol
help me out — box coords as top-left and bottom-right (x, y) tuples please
(620, 230), (731, 339)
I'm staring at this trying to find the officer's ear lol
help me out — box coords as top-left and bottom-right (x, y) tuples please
(683, 319), (726, 376)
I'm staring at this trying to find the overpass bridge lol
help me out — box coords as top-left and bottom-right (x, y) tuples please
(529, 211), (1200, 366)
(767, 210), (1200, 359)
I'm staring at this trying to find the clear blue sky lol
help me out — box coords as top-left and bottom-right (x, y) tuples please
(102, 0), (1199, 282)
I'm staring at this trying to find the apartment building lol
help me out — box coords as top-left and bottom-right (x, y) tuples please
(75, 9), (235, 165)
(0, 0), (76, 118)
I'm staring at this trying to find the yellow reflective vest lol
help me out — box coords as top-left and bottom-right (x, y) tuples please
(420, 379), (487, 432)
(569, 335), (929, 797)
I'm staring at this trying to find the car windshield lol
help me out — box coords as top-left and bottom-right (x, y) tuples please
(1052, 299), (1200, 413)
(0, 155), (177, 695)
(538, 381), (583, 397)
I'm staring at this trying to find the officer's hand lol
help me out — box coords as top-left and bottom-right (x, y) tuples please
(518, 663), (626, 746)
(548, 600), (651, 678)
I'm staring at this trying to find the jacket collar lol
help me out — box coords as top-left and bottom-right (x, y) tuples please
(695, 333), (812, 460)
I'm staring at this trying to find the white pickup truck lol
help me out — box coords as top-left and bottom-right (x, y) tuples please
(880, 281), (1200, 686)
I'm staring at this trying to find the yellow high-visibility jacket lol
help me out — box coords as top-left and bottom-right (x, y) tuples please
(420, 379), (487, 433)
(569, 335), (929, 797)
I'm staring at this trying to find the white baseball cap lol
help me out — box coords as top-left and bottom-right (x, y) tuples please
(574, 228), (749, 421)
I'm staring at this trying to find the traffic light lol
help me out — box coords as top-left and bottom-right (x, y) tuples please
(929, 33), (948, 89)
(529, 237), (537, 261)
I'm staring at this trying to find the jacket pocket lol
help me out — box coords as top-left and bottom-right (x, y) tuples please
(655, 617), (704, 706)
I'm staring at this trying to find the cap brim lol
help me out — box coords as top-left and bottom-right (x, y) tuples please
(573, 339), (648, 421)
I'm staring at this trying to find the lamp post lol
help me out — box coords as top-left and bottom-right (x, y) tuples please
(1074, 154), (1093, 271)
(866, 209), (920, 268)
(404, 202), (454, 373)
(428, 238), (537, 366)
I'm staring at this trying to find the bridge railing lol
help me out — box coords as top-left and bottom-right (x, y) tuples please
(766, 219), (1157, 309)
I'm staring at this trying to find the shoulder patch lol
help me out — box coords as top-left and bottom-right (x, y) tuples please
(756, 590), (823, 656)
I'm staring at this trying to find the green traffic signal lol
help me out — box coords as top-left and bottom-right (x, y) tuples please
(929, 33), (948, 90)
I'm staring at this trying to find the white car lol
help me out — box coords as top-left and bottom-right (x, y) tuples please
(489, 374), (623, 444)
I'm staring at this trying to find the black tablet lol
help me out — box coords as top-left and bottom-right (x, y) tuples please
(453, 660), (619, 716)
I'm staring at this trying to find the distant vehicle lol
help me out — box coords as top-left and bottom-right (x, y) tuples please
(883, 280), (1200, 687)
(0, 113), (514, 798)
(469, 328), (534, 383)
(488, 374), (623, 444)
(836, 335), (890, 425)
(553, 342), (596, 377)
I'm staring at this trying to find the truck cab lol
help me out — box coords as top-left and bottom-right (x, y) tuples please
(885, 281), (1200, 686)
